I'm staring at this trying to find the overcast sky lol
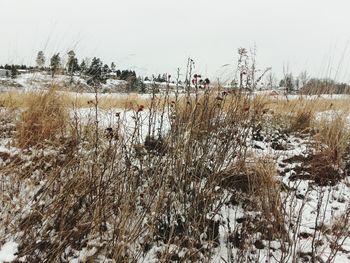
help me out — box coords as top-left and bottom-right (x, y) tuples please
(1, 0), (350, 82)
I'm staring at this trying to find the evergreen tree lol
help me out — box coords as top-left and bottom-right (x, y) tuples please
(116, 70), (121, 78)
(119, 70), (136, 81)
(10, 65), (18, 79)
(50, 53), (61, 78)
(87, 57), (104, 85)
(154, 74), (167, 82)
(120, 70), (128, 80)
(138, 77), (147, 93)
(67, 50), (79, 76)
(102, 64), (111, 74)
(80, 60), (87, 74)
(36, 51), (45, 69)
(111, 62), (116, 72)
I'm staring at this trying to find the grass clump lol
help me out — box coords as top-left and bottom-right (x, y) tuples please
(289, 110), (314, 133)
(314, 114), (350, 165)
(16, 89), (68, 147)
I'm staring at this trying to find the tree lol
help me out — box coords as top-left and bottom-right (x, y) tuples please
(66, 50), (79, 77)
(111, 62), (116, 72)
(280, 74), (294, 93)
(36, 51), (45, 69)
(301, 78), (350, 94)
(102, 64), (111, 75)
(120, 70), (136, 81)
(266, 72), (278, 89)
(10, 65), (18, 79)
(79, 58), (90, 75)
(87, 57), (104, 85)
(50, 53), (61, 78)
(116, 70), (121, 78)
(154, 74), (167, 83)
(138, 77), (147, 93)
(237, 47), (249, 89)
(80, 60), (86, 72)
(298, 71), (309, 89)
(127, 76), (145, 92)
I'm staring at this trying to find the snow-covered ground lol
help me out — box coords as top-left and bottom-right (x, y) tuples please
(1, 92), (350, 262)
(70, 107), (170, 139)
(0, 72), (128, 93)
(0, 241), (18, 263)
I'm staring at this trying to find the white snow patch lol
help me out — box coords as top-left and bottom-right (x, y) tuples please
(0, 241), (18, 263)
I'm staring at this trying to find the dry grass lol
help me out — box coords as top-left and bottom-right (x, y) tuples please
(0, 91), (38, 109)
(243, 157), (284, 231)
(314, 114), (350, 165)
(289, 109), (314, 132)
(1, 88), (261, 262)
(261, 96), (350, 115)
(62, 92), (157, 110)
(2, 85), (350, 261)
(16, 89), (68, 147)
(0, 90), (155, 110)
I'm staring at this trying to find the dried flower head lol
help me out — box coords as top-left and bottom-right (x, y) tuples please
(105, 127), (113, 140)
(137, 105), (145, 112)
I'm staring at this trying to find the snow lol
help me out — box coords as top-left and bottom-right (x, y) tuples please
(103, 78), (127, 86)
(62, 90), (152, 100)
(1, 88), (350, 262)
(13, 72), (129, 92)
(70, 107), (170, 140)
(315, 110), (350, 126)
(143, 80), (178, 87)
(0, 241), (18, 263)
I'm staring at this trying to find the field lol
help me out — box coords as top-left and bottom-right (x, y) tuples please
(1, 77), (350, 262)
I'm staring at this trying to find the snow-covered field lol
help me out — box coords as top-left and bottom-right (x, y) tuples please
(0, 72), (128, 93)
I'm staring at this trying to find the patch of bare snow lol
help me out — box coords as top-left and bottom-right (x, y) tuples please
(0, 241), (18, 263)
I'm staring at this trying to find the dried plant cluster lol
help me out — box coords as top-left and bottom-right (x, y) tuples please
(1, 79), (350, 263)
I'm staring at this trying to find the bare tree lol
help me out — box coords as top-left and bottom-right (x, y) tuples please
(298, 70), (309, 89)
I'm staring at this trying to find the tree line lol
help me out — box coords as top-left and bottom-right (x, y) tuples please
(0, 51), (146, 92)
(35, 50), (138, 83)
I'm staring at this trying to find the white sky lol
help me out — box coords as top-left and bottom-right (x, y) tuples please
(1, 0), (350, 82)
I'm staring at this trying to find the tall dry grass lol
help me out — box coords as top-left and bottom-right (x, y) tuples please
(1, 88), (264, 262)
(248, 158), (282, 223)
(314, 114), (350, 165)
(1, 84), (350, 262)
(0, 90), (154, 110)
(261, 95), (350, 115)
(16, 89), (68, 147)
